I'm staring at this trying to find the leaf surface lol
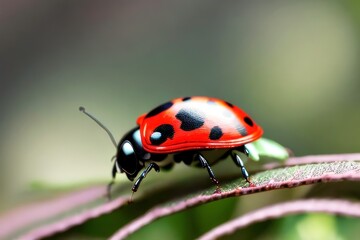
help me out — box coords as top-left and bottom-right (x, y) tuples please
(1, 154), (359, 240)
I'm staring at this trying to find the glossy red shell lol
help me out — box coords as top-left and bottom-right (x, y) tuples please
(137, 96), (263, 154)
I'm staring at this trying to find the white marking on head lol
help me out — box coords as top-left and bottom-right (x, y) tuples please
(132, 129), (143, 147)
(122, 142), (133, 156)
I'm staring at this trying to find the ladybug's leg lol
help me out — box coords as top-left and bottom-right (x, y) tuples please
(231, 151), (251, 184)
(132, 162), (160, 193)
(106, 164), (117, 200)
(197, 154), (220, 187)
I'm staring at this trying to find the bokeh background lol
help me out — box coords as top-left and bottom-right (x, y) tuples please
(0, 0), (360, 237)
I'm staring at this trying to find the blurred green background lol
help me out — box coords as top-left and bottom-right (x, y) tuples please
(0, 0), (360, 237)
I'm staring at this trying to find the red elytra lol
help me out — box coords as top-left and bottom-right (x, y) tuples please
(136, 96), (263, 154)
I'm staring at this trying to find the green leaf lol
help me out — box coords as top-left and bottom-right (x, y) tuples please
(109, 161), (360, 240)
(246, 137), (290, 162)
(2, 154), (359, 240)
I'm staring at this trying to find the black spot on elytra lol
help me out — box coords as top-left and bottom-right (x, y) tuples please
(145, 101), (173, 118)
(182, 97), (191, 101)
(244, 117), (254, 127)
(236, 124), (248, 136)
(224, 101), (234, 108)
(175, 109), (205, 131)
(150, 124), (174, 145)
(209, 126), (223, 140)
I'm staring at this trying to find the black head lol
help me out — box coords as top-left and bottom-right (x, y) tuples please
(114, 127), (148, 181)
(79, 107), (149, 182)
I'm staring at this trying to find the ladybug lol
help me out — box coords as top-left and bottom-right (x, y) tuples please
(80, 96), (263, 195)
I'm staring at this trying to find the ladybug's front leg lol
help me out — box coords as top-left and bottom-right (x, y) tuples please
(106, 164), (118, 200)
(132, 162), (160, 193)
(197, 154), (221, 192)
(231, 151), (252, 185)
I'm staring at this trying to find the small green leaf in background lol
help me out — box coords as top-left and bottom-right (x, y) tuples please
(246, 137), (290, 163)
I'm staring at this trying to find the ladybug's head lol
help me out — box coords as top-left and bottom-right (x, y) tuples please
(114, 127), (148, 181)
(79, 107), (147, 182)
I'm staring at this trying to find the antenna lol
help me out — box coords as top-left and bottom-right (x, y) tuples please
(79, 106), (117, 149)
